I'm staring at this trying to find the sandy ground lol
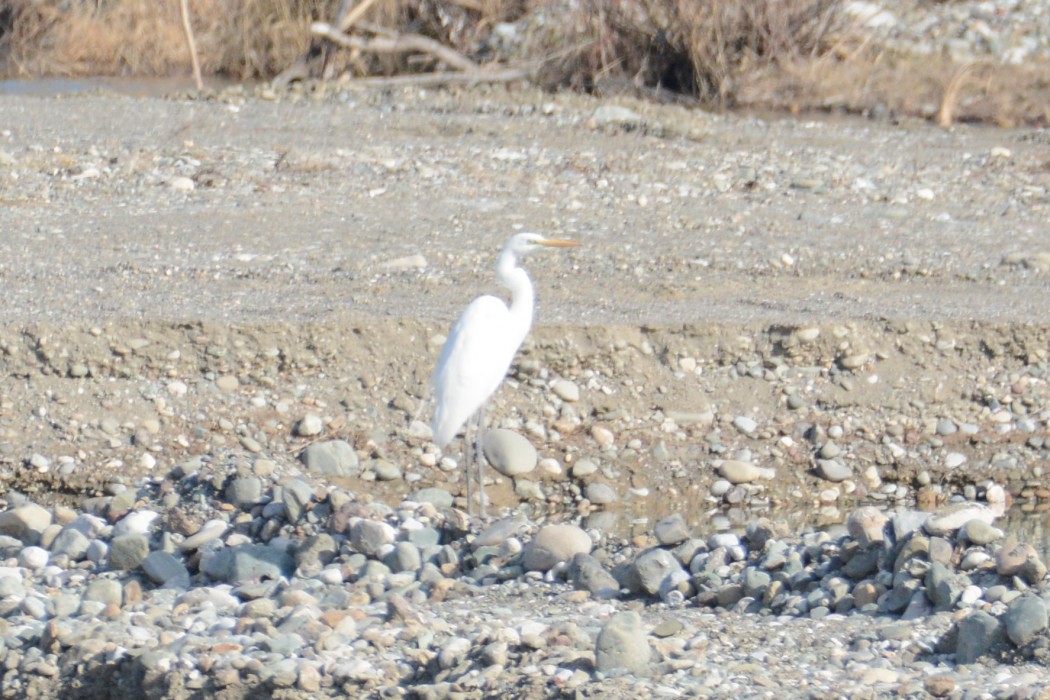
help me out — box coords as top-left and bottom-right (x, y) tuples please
(0, 83), (1047, 526)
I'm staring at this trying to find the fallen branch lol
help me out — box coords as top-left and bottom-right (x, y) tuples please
(312, 22), (478, 72)
(342, 68), (530, 89)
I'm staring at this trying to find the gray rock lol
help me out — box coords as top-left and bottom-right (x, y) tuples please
(925, 503), (995, 537)
(733, 416), (758, 434)
(631, 548), (685, 596)
(370, 459), (402, 481)
(350, 519), (396, 557)
(891, 510), (930, 540)
(847, 506), (888, 547)
(925, 562), (961, 612)
(955, 611), (1004, 664)
(282, 479), (315, 523)
(82, 579), (122, 606)
(935, 419), (958, 435)
(843, 548), (880, 579)
(595, 611), (651, 674)
(141, 551), (191, 588)
(295, 414), (324, 437)
(960, 518), (1003, 545)
(179, 519), (228, 551)
(585, 482), (618, 505)
(569, 553), (620, 599)
(201, 544), (296, 583)
(647, 514), (689, 549)
(299, 440), (359, 477)
(407, 527), (442, 549)
(572, 459), (598, 478)
(0, 504), (52, 545)
(744, 519), (778, 550)
(483, 429), (537, 477)
(225, 476), (263, 508)
(815, 459), (851, 482)
(1004, 596), (1048, 647)
(0, 575), (24, 599)
(295, 533), (338, 571)
(551, 379), (580, 402)
(50, 527), (91, 560)
(18, 546), (48, 570)
(473, 514), (529, 549)
(818, 441), (842, 459)
(411, 488), (454, 509)
(108, 534), (150, 570)
(523, 524), (592, 572)
(385, 541), (422, 573)
(743, 568), (771, 598)
(717, 460), (774, 484)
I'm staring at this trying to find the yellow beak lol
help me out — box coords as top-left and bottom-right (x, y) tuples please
(538, 238), (581, 248)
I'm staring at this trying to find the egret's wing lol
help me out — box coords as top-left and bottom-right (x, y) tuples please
(431, 295), (515, 447)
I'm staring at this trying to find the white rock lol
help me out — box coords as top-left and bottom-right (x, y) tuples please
(551, 379), (580, 402)
(717, 460), (774, 484)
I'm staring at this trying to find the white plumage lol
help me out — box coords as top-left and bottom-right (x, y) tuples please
(430, 233), (579, 514)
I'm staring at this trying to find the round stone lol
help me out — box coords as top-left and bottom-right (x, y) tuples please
(523, 524), (592, 572)
(482, 429), (538, 477)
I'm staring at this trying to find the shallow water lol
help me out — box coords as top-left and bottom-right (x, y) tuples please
(0, 76), (231, 97)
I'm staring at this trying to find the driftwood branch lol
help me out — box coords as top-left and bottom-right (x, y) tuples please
(342, 68), (530, 89)
(312, 22), (478, 72)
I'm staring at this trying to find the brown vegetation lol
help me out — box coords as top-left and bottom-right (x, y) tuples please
(0, 0), (1047, 127)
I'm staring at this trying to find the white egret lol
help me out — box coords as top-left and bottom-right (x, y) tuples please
(431, 233), (580, 516)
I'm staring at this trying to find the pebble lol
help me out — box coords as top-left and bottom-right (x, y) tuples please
(551, 379), (580, 402)
(595, 612), (651, 674)
(653, 513), (690, 546)
(732, 416), (758, 434)
(630, 548), (684, 596)
(523, 524), (591, 572)
(846, 506), (888, 547)
(108, 534), (150, 570)
(815, 459), (852, 482)
(179, 519), (229, 551)
(1003, 596), (1048, 647)
(482, 428), (538, 476)
(295, 414), (324, 437)
(0, 504), (52, 544)
(299, 440), (360, 477)
(717, 460), (774, 484)
(585, 482), (618, 505)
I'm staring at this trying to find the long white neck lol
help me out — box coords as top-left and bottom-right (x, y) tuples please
(496, 246), (534, 343)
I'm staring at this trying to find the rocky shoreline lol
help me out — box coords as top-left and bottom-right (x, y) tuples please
(1, 467), (1049, 699)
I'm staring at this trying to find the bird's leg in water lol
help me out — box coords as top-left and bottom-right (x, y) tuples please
(475, 404), (488, 519)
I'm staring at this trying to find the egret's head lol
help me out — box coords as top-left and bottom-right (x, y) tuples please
(505, 232), (580, 256)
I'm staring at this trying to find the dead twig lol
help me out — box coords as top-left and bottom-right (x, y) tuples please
(337, 0), (385, 34)
(178, 0), (204, 90)
(938, 61), (980, 127)
(312, 22), (477, 72)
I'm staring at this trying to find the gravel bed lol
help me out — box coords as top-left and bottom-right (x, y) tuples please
(0, 13), (1048, 695)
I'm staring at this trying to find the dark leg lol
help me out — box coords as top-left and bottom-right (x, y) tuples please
(475, 403), (487, 519)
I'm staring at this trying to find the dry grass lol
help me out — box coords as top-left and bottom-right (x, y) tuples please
(0, 0), (1047, 127)
(527, 0), (843, 103)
